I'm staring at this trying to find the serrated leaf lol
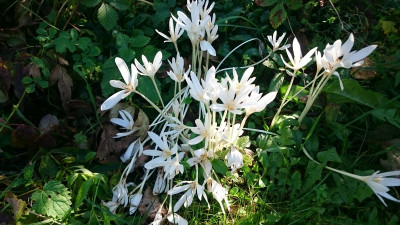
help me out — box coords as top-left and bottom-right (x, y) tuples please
(118, 48), (135, 62)
(81, 0), (101, 7)
(269, 3), (287, 29)
(381, 20), (398, 35)
(317, 148), (342, 163)
(31, 180), (72, 218)
(39, 155), (59, 178)
(211, 158), (228, 175)
(75, 179), (93, 209)
(78, 37), (91, 50)
(53, 32), (70, 53)
(130, 35), (151, 48)
(98, 3), (118, 31)
(115, 33), (130, 48)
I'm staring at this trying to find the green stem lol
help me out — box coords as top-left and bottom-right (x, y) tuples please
(0, 89), (27, 133)
(134, 91), (164, 116)
(151, 77), (165, 108)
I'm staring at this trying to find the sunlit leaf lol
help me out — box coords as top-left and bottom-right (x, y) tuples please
(98, 3), (118, 31)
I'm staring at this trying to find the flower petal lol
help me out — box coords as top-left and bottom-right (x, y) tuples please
(115, 57), (130, 85)
(101, 90), (126, 111)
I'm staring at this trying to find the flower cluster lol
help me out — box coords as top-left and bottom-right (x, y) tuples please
(99, 0), (400, 224)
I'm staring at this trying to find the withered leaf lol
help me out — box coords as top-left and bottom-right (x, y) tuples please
(134, 109), (149, 140)
(0, 65), (12, 103)
(351, 57), (377, 80)
(5, 192), (26, 220)
(138, 186), (165, 223)
(50, 64), (73, 104)
(26, 62), (41, 78)
(13, 62), (27, 98)
(11, 124), (39, 149)
(96, 124), (117, 161)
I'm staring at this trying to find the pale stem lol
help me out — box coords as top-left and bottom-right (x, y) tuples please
(271, 71), (297, 129)
(238, 114), (250, 139)
(205, 52), (210, 72)
(197, 44), (203, 78)
(134, 91), (163, 115)
(178, 81), (183, 122)
(298, 72), (332, 125)
(151, 77), (165, 108)
(192, 43), (197, 76)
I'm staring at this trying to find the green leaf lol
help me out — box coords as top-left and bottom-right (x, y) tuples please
(137, 76), (161, 105)
(237, 136), (250, 148)
(75, 179), (93, 209)
(371, 108), (400, 128)
(101, 57), (119, 98)
(130, 35), (151, 48)
(395, 71), (400, 87)
(81, 0), (101, 7)
(258, 0), (278, 6)
(317, 148), (342, 163)
(324, 79), (400, 109)
(229, 34), (253, 41)
(115, 33), (130, 48)
(23, 162), (35, 181)
(98, 3), (118, 31)
(118, 48), (135, 62)
(26, 84), (35, 93)
(380, 20), (398, 35)
(39, 155), (59, 179)
(302, 161), (324, 193)
(268, 73), (284, 92)
(78, 37), (91, 50)
(269, 3), (287, 29)
(109, 0), (130, 10)
(31, 180), (72, 219)
(285, 0), (303, 10)
(211, 158), (228, 175)
(22, 76), (33, 84)
(53, 32), (70, 53)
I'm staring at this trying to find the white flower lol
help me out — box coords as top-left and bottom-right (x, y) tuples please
(242, 89), (277, 116)
(210, 85), (245, 114)
(167, 53), (188, 83)
(163, 153), (185, 179)
(101, 57), (138, 111)
(102, 200), (120, 214)
(153, 168), (167, 195)
(185, 71), (210, 104)
(143, 132), (179, 169)
(360, 171), (400, 206)
(112, 180), (134, 207)
(281, 37), (317, 71)
(167, 213), (188, 225)
(323, 33), (377, 70)
(188, 114), (212, 146)
(120, 140), (142, 163)
(227, 67), (256, 96)
(110, 110), (138, 138)
(206, 177), (230, 214)
(156, 18), (184, 44)
(226, 146), (243, 171)
(187, 148), (213, 177)
(135, 51), (163, 78)
(168, 180), (208, 212)
(200, 40), (216, 56)
(129, 192), (143, 215)
(267, 31), (290, 52)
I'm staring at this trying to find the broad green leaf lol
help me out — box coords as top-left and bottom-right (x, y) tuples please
(115, 33), (130, 49)
(118, 48), (136, 62)
(77, 37), (91, 50)
(268, 73), (284, 92)
(211, 158), (228, 175)
(229, 34), (253, 41)
(137, 76), (160, 105)
(380, 20), (398, 35)
(301, 161), (324, 193)
(259, 0), (278, 6)
(31, 180), (72, 219)
(23, 162), (35, 181)
(81, 0), (101, 7)
(371, 108), (400, 128)
(22, 76), (33, 84)
(324, 79), (400, 109)
(75, 179), (93, 209)
(39, 155), (59, 179)
(130, 35), (151, 48)
(53, 32), (70, 53)
(269, 3), (287, 29)
(98, 3), (118, 31)
(317, 148), (342, 163)
(101, 57), (119, 98)
(285, 0), (303, 10)
(395, 71), (400, 87)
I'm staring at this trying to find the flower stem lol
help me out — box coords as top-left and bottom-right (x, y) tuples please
(151, 77), (165, 108)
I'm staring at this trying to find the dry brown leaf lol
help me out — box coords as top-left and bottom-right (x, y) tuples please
(351, 57), (377, 80)
(11, 124), (39, 149)
(138, 187), (165, 223)
(134, 109), (150, 140)
(26, 62), (41, 78)
(12, 62), (27, 99)
(50, 64), (73, 104)
(96, 124), (118, 161)
(5, 192), (26, 220)
(380, 139), (400, 171)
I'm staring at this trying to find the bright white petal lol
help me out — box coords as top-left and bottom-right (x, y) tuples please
(101, 90), (126, 111)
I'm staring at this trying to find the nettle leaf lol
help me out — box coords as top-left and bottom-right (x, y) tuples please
(77, 37), (91, 50)
(130, 35), (151, 48)
(269, 3), (287, 29)
(54, 31), (70, 53)
(212, 158), (228, 175)
(75, 178), (93, 209)
(81, 0), (101, 7)
(31, 180), (72, 219)
(98, 3), (118, 31)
